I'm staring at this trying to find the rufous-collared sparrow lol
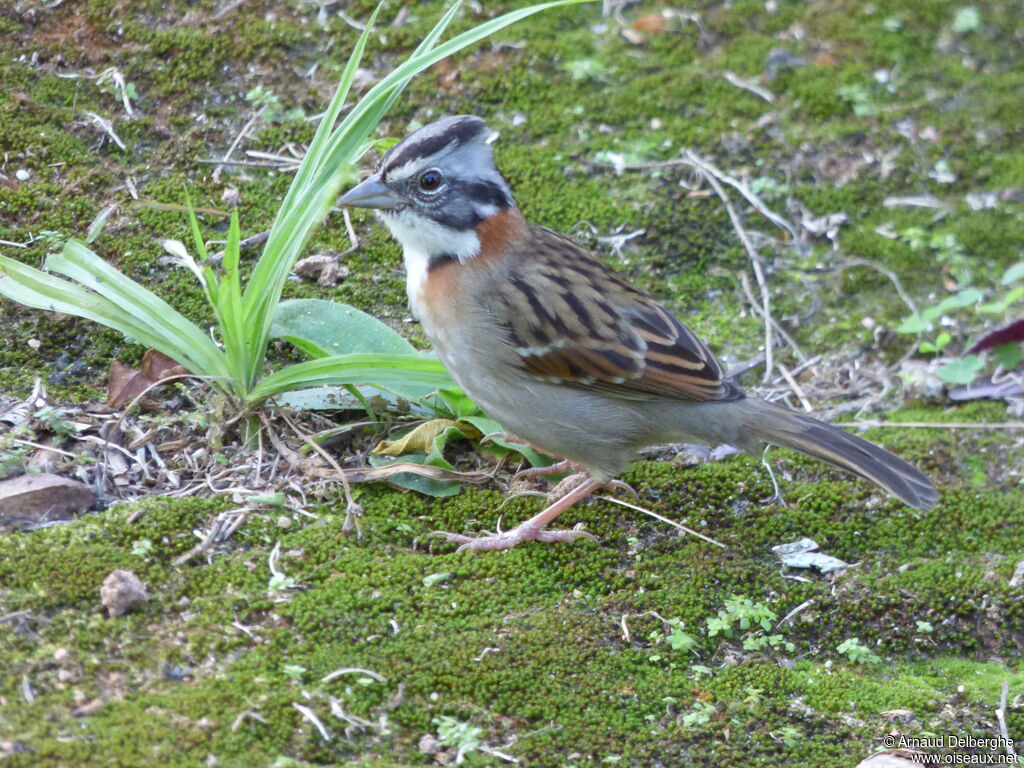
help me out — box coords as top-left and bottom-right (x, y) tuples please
(339, 115), (938, 551)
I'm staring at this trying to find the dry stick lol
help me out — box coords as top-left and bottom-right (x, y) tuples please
(682, 151), (797, 240)
(212, 111), (262, 184)
(9, 438), (78, 459)
(597, 494), (726, 549)
(777, 363), (813, 413)
(171, 507), (252, 567)
(775, 598), (815, 631)
(840, 256), (919, 316)
(292, 703), (331, 742)
(723, 71), (775, 103)
(996, 681), (1017, 759)
(212, 0), (247, 21)
(852, 420), (1024, 430)
(341, 208), (359, 254)
(608, 154), (796, 239)
(690, 163), (775, 383)
(737, 271), (807, 363)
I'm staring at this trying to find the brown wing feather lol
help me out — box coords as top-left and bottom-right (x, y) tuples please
(483, 224), (743, 403)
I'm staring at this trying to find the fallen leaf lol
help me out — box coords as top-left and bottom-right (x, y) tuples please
(372, 419), (481, 457)
(966, 318), (1024, 354)
(632, 14), (666, 34)
(107, 349), (189, 408)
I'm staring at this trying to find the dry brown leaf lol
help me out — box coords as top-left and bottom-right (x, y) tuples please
(632, 14), (666, 34)
(107, 349), (189, 408)
(338, 463), (491, 486)
(372, 419), (481, 457)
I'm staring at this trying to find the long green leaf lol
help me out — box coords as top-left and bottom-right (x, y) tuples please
(47, 241), (227, 376)
(248, 353), (455, 403)
(241, 5), (389, 351)
(0, 256), (228, 377)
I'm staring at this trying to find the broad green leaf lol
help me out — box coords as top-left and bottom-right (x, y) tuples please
(920, 331), (951, 353)
(436, 388), (478, 419)
(271, 299), (417, 356)
(978, 286), (1024, 314)
(47, 241), (228, 377)
(1001, 262), (1024, 285)
(462, 415), (552, 469)
(936, 355), (985, 385)
(0, 253), (227, 379)
(992, 342), (1022, 370)
(896, 314), (930, 334)
(934, 287), (983, 314)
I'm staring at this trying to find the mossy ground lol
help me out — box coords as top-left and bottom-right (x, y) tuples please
(1, 1), (1022, 766)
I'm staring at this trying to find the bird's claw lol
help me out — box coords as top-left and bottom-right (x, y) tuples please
(430, 523), (596, 552)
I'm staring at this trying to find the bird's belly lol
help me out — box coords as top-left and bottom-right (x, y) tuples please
(435, 344), (645, 482)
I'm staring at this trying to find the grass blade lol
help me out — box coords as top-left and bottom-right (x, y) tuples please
(248, 353), (455, 403)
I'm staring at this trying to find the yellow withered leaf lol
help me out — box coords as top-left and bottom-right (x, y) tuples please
(371, 419), (482, 457)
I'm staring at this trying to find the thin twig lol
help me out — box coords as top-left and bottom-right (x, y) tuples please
(687, 156), (775, 382)
(682, 151), (796, 239)
(337, 9), (367, 30)
(777, 363), (813, 413)
(84, 113), (126, 150)
(851, 421), (1024, 430)
(996, 681), (1016, 759)
(723, 71), (775, 103)
(292, 703), (331, 742)
(322, 667), (387, 684)
(212, 0), (247, 20)
(840, 256), (919, 316)
(213, 111), (262, 184)
(10, 438), (79, 459)
(775, 599), (815, 630)
(597, 495), (725, 549)
(737, 271), (807, 362)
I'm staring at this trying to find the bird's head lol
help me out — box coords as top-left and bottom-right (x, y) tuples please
(339, 115), (515, 262)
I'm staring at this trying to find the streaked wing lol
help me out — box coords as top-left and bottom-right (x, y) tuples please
(485, 225), (742, 403)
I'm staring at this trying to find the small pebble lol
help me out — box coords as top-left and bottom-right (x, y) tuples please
(100, 570), (148, 617)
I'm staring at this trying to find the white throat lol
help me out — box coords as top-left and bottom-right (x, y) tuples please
(376, 209), (480, 314)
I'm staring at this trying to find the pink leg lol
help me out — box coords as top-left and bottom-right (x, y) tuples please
(433, 476), (602, 552)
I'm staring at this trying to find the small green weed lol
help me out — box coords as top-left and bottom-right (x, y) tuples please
(836, 637), (882, 665)
(433, 716), (485, 762)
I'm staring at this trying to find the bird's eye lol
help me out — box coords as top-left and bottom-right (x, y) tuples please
(418, 169), (443, 192)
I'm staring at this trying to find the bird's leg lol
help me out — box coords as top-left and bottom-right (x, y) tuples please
(432, 474), (602, 552)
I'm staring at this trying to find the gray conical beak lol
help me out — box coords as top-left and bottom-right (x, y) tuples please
(338, 175), (408, 209)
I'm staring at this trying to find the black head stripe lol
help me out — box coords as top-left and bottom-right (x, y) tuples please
(382, 116), (488, 179)
(461, 179), (512, 210)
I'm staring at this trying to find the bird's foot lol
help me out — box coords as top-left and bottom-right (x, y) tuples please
(511, 458), (574, 483)
(603, 479), (639, 499)
(432, 523), (597, 552)
(433, 474), (603, 552)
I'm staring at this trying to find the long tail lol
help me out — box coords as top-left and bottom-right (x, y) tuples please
(741, 400), (938, 510)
